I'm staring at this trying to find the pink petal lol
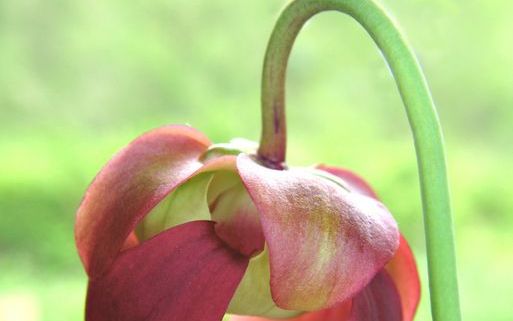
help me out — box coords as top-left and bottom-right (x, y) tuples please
(385, 236), (420, 321)
(317, 165), (420, 321)
(237, 155), (399, 311)
(75, 125), (210, 277)
(86, 221), (248, 321)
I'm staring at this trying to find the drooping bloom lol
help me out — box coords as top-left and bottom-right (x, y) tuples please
(75, 125), (420, 321)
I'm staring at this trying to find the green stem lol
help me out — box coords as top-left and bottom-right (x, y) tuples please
(258, 1), (461, 320)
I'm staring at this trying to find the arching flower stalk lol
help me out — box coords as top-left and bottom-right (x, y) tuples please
(75, 0), (461, 321)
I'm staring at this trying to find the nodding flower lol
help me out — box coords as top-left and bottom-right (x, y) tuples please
(75, 0), (463, 319)
(75, 126), (419, 321)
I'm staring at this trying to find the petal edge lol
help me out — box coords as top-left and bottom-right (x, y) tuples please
(75, 125), (210, 277)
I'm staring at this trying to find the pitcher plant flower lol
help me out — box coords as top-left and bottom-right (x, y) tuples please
(75, 0), (461, 321)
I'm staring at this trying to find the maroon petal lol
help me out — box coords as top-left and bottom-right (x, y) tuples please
(86, 221), (248, 321)
(237, 155), (399, 311)
(75, 125), (210, 277)
(347, 270), (403, 321)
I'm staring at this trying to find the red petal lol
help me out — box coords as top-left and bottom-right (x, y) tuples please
(86, 221), (248, 321)
(317, 165), (420, 321)
(316, 165), (378, 198)
(237, 155), (399, 311)
(348, 270), (403, 321)
(75, 125), (210, 277)
(385, 236), (420, 321)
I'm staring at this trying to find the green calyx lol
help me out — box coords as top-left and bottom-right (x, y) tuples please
(200, 138), (258, 162)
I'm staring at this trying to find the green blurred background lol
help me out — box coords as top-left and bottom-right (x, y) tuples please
(1, 0), (511, 320)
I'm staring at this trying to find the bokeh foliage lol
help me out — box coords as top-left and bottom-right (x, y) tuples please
(1, 0), (512, 320)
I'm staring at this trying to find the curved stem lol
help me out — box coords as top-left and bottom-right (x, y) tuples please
(258, 1), (461, 321)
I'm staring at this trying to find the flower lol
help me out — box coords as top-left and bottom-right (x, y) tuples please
(75, 125), (420, 321)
